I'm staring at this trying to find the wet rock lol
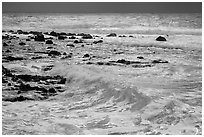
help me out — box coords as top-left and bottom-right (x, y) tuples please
(137, 56), (144, 59)
(48, 87), (57, 94)
(74, 39), (83, 43)
(2, 35), (9, 39)
(61, 54), (72, 59)
(34, 33), (45, 42)
(19, 42), (26, 45)
(69, 36), (76, 39)
(156, 36), (167, 41)
(42, 65), (54, 71)
(93, 40), (103, 44)
(83, 54), (90, 58)
(3, 56), (24, 62)
(3, 95), (34, 102)
(31, 56), (43, 60)
(29, 31), (42, 35)
(116, 59), (131, 65)
(152, 59), (168, 63)
(67, 33), (76, 36)
(67, 44), (75, 47)
(107, 33), (117, 37)
(3, 42), (9, 47)
(17, 30), (23, 34)
(59, 32), (67, 35)
(45, 40), (53, 44)
(78, 33), (93, 39)
(58, 78), (66, 84)
(19, 82), (33, 91)
(48, 50), (61, 56)
(50, 31), (58, 37)
(58, 35), (67, 40)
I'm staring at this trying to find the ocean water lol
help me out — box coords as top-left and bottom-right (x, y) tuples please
(2, 13), (202, 35)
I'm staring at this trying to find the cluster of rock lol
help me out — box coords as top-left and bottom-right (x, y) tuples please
(2, 65), (67, 102)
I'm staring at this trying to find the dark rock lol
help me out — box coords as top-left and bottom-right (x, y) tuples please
(97, 62), (104, 65)
(58, 78), (66, 84)
(42, 65), (54, 71)
(81, 34), (93, 39)
(34, 33), (45, 42)
(19, 83), (33, 91)
(116, 59), (130, 65)
(81, 44), (84, 47)
(50, 31), (58, 37)
(45, 40), (53, 44)
(26, 39), (31, 41)
(3, 56), (24, 62)
(2, 35), (9, 39)
(83, 54), (90, 58)
(67, 33), (76, 36)
(48, 88), (57, 93)
(59, 32), (67, 35)
(17, 30), (23, 34)
(3, 95), (34, 102)
(29, 31), (42, 35)
(93, 40), (103, 44)
(137, 56), (144, 59)
(66, 44), (75, 47)
(69, 36), (76, 39)
(31, 56), (43, 59)
(19, 42), (26, 45)
(58, 35), (67, 40)
(5, 49), (11, 53)
(129, 35), (133, 37)
(62, 52), (67, 55)
(61, 54), (72, 59)
(3, 42), (9, 47)
(44, 32), (49, 35)
(47, 46), (54, 49)
(48, 50), (61, 56)
(9, 30), (14, 33)
(152, 59), (168, 63)
(74, 39), (83, 43)
(86, 62), (94, 64)
(156, 36), (167, 41)
(107, 33), (117, 37)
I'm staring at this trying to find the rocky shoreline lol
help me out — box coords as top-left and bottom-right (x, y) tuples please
(2, 29), (202, 135)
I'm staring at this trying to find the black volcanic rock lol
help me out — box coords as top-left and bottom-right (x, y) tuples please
(50, 31), (58, 37)
(3, 42), (9, 47)
(69, 36), (76, 39)
(137, 56), (144, 59)
(19, 42), (26, 45)
(152, 59), (168, 63)
(156, 36), (167, 41)
(34, 33), (45, 42)
(45, 40), (53, 44)
(83, 54), (90, 58)
(78, 33), (93, 39)
(48, 50), (61, 56)
(107, 33), (117, 37)
(93, 40), (103, 44)
(58, 35), (67, 40)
